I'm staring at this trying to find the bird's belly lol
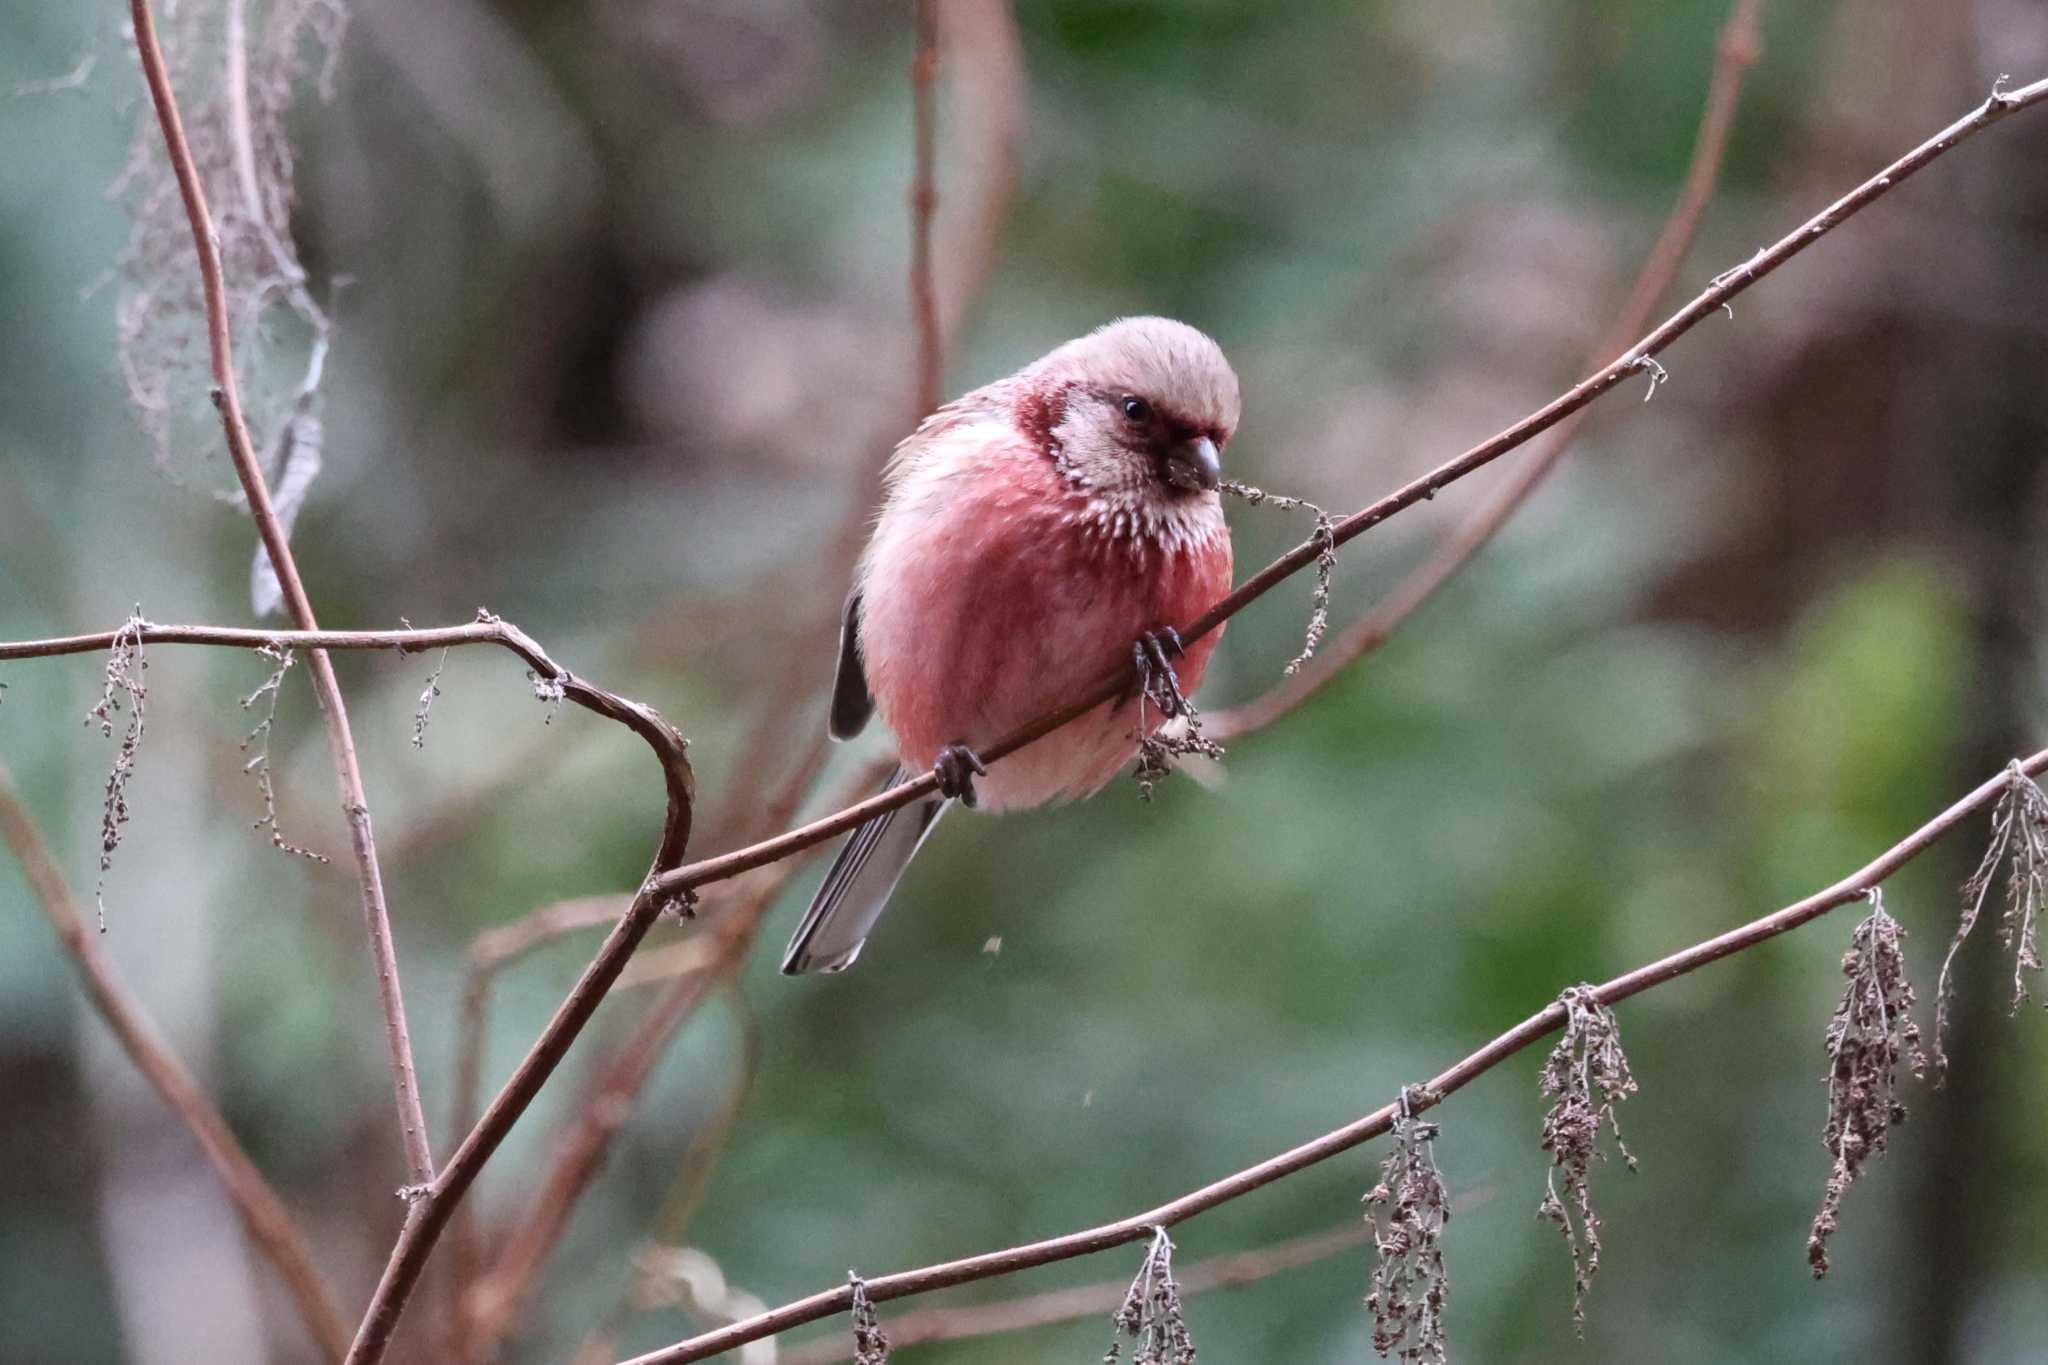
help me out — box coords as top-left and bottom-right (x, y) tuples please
(861, 490), (1228, 811)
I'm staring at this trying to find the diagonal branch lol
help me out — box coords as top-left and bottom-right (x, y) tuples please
(1210, 0), (1768, 739)
(908, 0), (941, 418)
(0, 762), (352, 1362)
(619, 746), (2048, 1365)
(125, 0), (432, 1186)
(649, 71), (2048, 907)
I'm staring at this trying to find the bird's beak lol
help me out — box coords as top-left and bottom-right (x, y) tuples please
(1164, 435), (1222, 492)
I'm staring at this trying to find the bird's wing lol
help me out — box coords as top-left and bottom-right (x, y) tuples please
(828, 587), (874, 740)
(781, 768), (949, 974)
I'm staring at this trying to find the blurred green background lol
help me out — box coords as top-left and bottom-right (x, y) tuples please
(4, 1), (2047, 1362)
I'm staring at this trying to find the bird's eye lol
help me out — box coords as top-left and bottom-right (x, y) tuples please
(1120, 395), (1151, 423)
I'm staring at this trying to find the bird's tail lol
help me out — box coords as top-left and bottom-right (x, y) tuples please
(780, 767), (949, 975)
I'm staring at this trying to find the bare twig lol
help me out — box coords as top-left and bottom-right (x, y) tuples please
(1208, 0), (1768, 740)
(0, 762), (351, 1361)
(125, 0), (433, 1185)
(618, 749), (2048, 1365)
(909, 0), (941, 418)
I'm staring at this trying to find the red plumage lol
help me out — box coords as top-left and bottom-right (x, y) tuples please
(784, 317), (1240, 973)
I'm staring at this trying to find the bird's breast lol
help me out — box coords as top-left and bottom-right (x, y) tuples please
(860, 451), (1231, 810)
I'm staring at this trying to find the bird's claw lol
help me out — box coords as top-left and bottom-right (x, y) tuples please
(933, 741), (988, 807)
(1133, 628), (1188, 719)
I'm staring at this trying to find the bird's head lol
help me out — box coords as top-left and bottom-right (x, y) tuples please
(1018, 317), (1240, 514)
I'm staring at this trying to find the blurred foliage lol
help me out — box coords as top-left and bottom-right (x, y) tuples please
(3, 2), (2048, 1364)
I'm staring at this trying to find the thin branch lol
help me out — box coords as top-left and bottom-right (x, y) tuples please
(0, 762), (352, 1362)
(1211, 0), (1767, 739)
(0, 618), (546, 662)
(125, 0), (432, 1185)
(909, 0), (941, 418)
(646, 71), (2048, 907)
(618, 748), (2048, 1365)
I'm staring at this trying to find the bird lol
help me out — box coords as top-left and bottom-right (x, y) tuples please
(780, 316), (1239, 974)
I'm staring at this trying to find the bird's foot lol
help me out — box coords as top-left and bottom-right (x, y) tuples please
(1132, 627), (1189, 718)
(933, 741), (988, 808)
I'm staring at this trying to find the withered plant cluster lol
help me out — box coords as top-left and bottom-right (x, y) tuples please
(1363, 1088), (1451, 1364)
(1936, 761), (2048, 1064)
(1535, 985), (1637, 1331)
(238, 642), (326, 862)
(1807, 891), (1926, 1278)
(86, 611), (150, 930)
(1104, 1229), (1197, 1365)
(847, 1274), (891, 1365)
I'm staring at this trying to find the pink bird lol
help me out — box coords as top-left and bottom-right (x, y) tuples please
(781, 317), (1239, 974)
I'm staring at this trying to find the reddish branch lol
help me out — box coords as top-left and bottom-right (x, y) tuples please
(0, 764), (352, 1362)
(909, 0), (941, 417)
(125, 0), (432, 1185)
(1211, 0), (1767, 739)
(622, 747), (2048, 1365)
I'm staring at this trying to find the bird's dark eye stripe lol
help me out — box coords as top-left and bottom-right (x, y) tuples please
(1120, 395), (1150, 422)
